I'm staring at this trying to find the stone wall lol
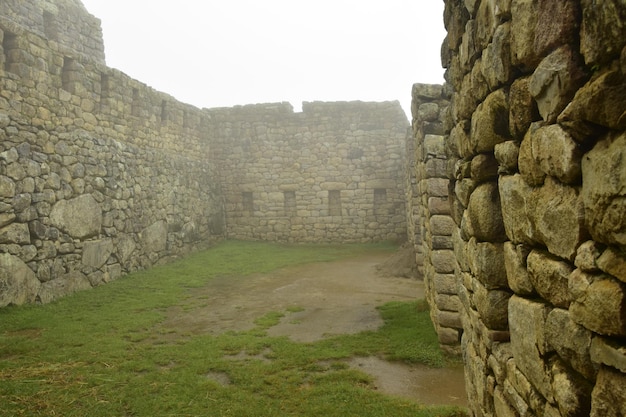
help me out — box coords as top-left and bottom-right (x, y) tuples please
(0, 2), (409, 306)
(406, 83), (462, 354)
(0, 0), (105, 65)
(0, 12), (225, 307)
(435, 0), (626, 416)
(210, 101), (408, 243)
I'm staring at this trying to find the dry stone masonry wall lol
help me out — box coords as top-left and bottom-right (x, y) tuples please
(211, 101), (408, 243)
(433, 0), (626, 416)
(0, 1), (409, 306)
(406, 83), (463, 354)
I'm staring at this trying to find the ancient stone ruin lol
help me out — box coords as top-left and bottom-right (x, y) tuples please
(1, 0), (626, 416)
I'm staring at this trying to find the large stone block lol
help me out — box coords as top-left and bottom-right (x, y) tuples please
(482, 22), (513, 90)
(509, 295), (552, 400)
(590, 336), (626, 373)
(597, 246), (626, 284)
(531, 124), (582, 184)
(37, 271), (92, 304)
(494, 141), (520, 175)
(550, 358), (592, 417)
(531, 178), (587, 262)
(82, 239), (113, 269)
(582, 132), (626, 248)
(569, 269), (626, 337)
(470, 89), (510, 153)
(580, 0), (626, 67)
(49, 194), (102, 239)
(474, 282), (511, 330)
(0, 222), (30, 244)
(511, 0), (540, 70)
(559, 70), (626, 137)
(0, 175), (16, 198)
(468, 238), (508, 289)
(590, 366), (626, 417)
(527, 250), (572, 309)
(0, 253), (40, 307)
(509, 77), (537, 140)
(499, 174), (536, 245)
(141, 220), (168, 253)
(518, 123), (546, 186)
(529, 45), (587, 123)
(503, 241), (534, 295)
(467, 182), (506, 242)
(546, 308), (596, 379)
(534, 0), (581, 58)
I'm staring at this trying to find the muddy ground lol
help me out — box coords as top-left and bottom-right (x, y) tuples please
(163, 249), (467, 407)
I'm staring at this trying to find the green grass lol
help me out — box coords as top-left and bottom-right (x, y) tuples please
(0, 240), (466, 417)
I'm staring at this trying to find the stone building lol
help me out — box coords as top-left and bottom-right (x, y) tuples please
(0, 0), (408, 307)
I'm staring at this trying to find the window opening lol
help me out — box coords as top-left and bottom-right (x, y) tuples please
(43, 11), (59, 41)
(242, 192), (254, 212)
(329, 190), (342, 216)
(284, 191), (296, 216)
(374, 188), (388, 216)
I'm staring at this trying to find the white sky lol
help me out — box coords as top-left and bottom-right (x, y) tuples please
(79, 0), (446, 117)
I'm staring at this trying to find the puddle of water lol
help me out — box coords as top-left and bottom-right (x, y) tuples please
(348, 357), (468, 407)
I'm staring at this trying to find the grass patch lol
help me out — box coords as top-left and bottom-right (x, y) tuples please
(0, 240), (466, 417)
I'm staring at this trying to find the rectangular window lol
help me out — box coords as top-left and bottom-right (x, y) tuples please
(374, 188), (388, 216)
(329, 190), (342, 216)
(2, 31), (18, 73)
(132, 88), (140, 116)
(62, 57), (75, 92)
(43, 11), (59, 41)
(100, 73), (110, 99)
(161, 100), (169, 125)
(242, 192), (253, 212)
(284, 191), (296, 216)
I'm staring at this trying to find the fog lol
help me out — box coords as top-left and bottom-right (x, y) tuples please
(80, 0), (446, 117)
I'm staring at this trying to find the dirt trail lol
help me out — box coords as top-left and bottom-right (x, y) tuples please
(163, 251), (467, 407)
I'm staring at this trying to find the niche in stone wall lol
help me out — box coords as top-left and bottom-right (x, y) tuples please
(284, 191), (296, 216)
(2, 31), (18, 73)
(43, 11), (59, 41)
(100, 73), (110, 99)
(161, 100), (169, 125)
(132, 88), (140, 117)
(62, 57), (77, 93)
(374, 188), (388, 216)
(242, 192), (254, 212)
(329, 190), (342, 216)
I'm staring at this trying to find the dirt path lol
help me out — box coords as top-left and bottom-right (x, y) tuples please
(163, 251), (467, 407)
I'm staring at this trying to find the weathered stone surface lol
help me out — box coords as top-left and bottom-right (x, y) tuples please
(0, 253), (40, 307)
(534, 0), (581, 58)
(37, 271), (92, 305)
(474, 282), (511, 330)
(470, 153), (499, 183)
(499, 174), (536, 244)
(0, 175), (16, 198)
(559, 71), (626, 134)
(531, 124), (582, 184)
(468, 238), (507, 289)
(432, 250), (456, 274)
(141, 220), (168, 254)
(529, 46), (587, 123)
(590, 366), (626, 417)
(482, 22), (513, 90)
(527, 250), (572, 308)
(597, 246), (626, 284)
(49, 195), (102, 239)
(82, 239), (113, 269)
(0, 222), (30, 244)
(518, 123), (546, 186)
(591, 336), (626, 373)
(494, 141), (519, 175)
(494, 386), (518, 417)
(504, 241), (534, 295)
(550, 358), (592, 417)
(510, 0), (540, 69)
(467, 182), (506, 242)
(569, 269), (626, 337)
(546, 308), (596, 379)
(575, 240), (603, 273)
(430, 215), (455, 236)
(509, 295), (552, 399)
(531, 177), (587, 261)
(582, 132), (626, 248)
(509, 77), (538, 140)
(580, 0), (626, 67)
(470, 89), (510, 153)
